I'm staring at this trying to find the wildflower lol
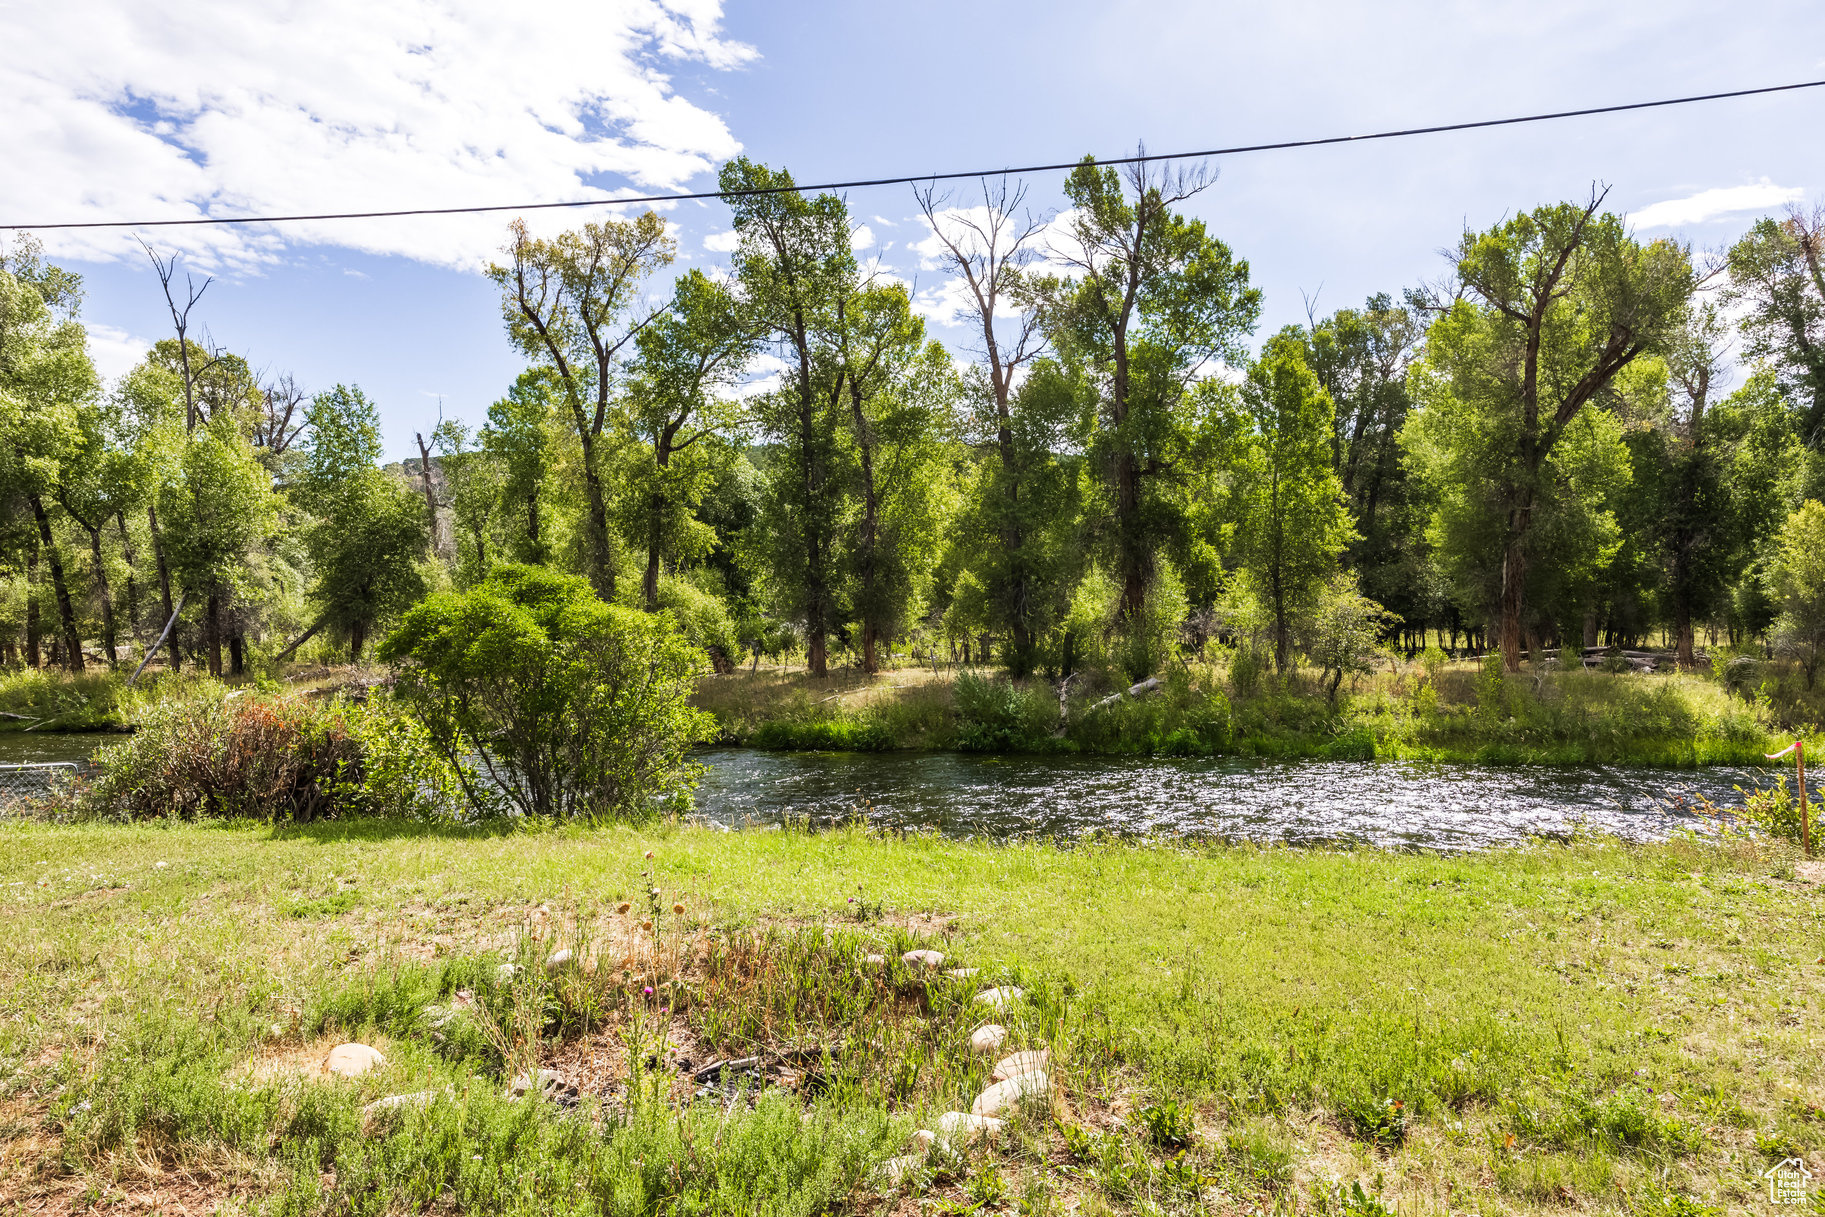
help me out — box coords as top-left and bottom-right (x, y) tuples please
(673, 903), (685, 915)
(643, 985), (654, 995)
(644, 851), (653, 859)
(616, 902), (631, 914)
(641, 920), (653, 932)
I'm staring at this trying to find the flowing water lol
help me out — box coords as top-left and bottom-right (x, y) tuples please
(690, 748), (1773, 850)
(2, 732), (1775, 850)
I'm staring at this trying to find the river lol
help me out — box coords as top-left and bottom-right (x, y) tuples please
(2, 733), (1774, 850)
(690, 748), (1771, 849)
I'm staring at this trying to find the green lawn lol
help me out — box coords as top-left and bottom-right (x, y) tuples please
(1, 817), (1820, 1214)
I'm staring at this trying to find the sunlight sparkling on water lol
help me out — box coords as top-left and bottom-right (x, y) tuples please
(692, 749), (1772, 850)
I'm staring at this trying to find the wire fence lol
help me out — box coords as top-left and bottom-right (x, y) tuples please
(0, 762), (82, 814)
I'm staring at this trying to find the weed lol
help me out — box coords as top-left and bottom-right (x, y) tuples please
(1137, 1097), (1196, 1148)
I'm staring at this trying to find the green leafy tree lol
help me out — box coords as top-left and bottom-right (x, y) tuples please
(1302, 574), (1399, 705)
(433, 419), (506, 580)
(1233, 334), (1357, 673)
(1416, 193), (1692, 670)
(0, 244), (99, 670)
(485, 369), (561, 565)
(1725, 202), (1825, 446)
(1044, 156), (1261, 619)
(1292, 294), (1425, 631)
(488, 215), (675, 598)
(298, 386), (427, 661)
(720, 158), (855, 677)
(1768, 499), (1825, 688)
(380, 564), (715, 818)
(158, 415), (276, 675)
(616, 269), (756, 611)
(834, 286), (960, 672)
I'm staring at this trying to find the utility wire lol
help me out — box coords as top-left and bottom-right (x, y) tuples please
(5, 78), (1822, 232)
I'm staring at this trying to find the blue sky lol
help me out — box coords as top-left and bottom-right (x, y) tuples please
(7, 0), (1823, 458)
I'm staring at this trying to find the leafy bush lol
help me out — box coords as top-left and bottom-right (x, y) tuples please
(952, 671), (1058, 752)
(85, 693), (365, 821)
(1737, 776), (1814, 845)
(381, 564), (715, 819)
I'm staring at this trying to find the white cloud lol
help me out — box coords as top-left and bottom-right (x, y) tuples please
(733, 350), (787, 399)
(1631, 181), (1803, 231)
(85, 322), (152, 382)
(3, 1), (754, 272)
(703, 229), (740, 253)
(850, 224), (877, 251)
(870, 215), (897, 228)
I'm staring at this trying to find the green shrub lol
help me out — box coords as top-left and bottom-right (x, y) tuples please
(952, 671), (1058, 752)
(382, 565), (715, 819)
(1737, 776), (1815, 845)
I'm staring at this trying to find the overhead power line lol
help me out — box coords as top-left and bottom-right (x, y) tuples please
(5, 78), (1823, 232)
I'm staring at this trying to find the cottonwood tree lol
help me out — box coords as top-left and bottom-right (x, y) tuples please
(1233, 334), (1356, 673)
(1043, 155), (1260, 621)
(834, 288), (961, 673)
(1768, 499), (1825, 688)
(296, 385), (427, 661)
(157, 415), (275, 675)
(1294, 294), (1424, 620)
(488, 215), (675, 598)
(615, 269), (756, 611)
(1424, 191), (1692, 671)
(0, 247), (98, 670)
(434, 419), (506, 580)
(720, 158), (855, 677)
(1726, 202), (1825, 446)
(485, 370), (560, 565)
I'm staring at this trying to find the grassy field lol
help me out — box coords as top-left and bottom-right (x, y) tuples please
(2, 817), (1821, 1215)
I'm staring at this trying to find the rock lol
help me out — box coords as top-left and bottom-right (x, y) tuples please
(973, 986), (1024, 1010)
(908, 1128), (936, 1151)
(901, 949), (945, 969)
(545, 948), (576, 974)
(990, 1049), (1049, 1083)
(944, 967), (979, 980)
(969, 1024), (1008, 1054)
(863, 953), (886, 967)
(935, 1111), (1003, 1144)
(970, 1070), (1049, 1117)
(360, 1091), (438, 1130)
(322, 1043), (385, 1078)
(878, 1153), (923, 1188)
(508, 1069), (580, 1107)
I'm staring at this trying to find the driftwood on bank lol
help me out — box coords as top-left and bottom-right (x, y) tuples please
(1086, 675), (1161, 715)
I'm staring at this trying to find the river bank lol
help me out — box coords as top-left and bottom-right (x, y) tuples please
(693, 660), (1809, 768)
(1, 818), (1818, 1214)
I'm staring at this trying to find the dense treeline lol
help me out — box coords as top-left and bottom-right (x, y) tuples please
(3, 163), (1825, 699)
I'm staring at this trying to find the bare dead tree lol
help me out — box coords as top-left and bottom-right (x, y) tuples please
(141, 241), (215, 432)
(913, 174), (1055, 672)
(254, 372), (309, 454)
